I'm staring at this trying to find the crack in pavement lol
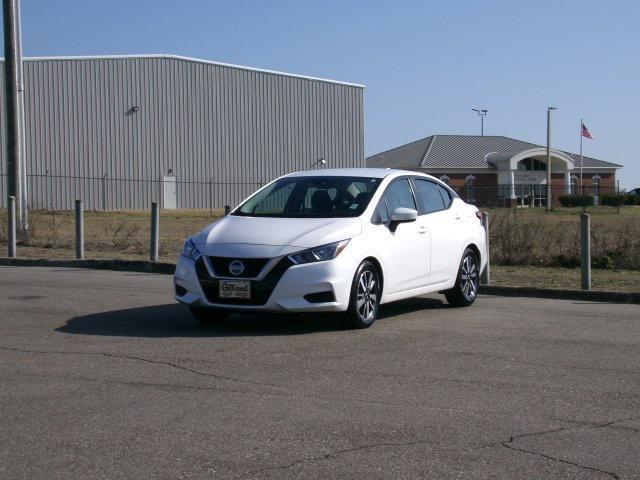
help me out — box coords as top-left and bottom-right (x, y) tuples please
(546, 415), (640, 433)
(492, 415), (640, 480)
(499, 442), (620, 479)
(3, 346), (635, 478)
(505, 426), (567, 443)
(0, 345), (288, 390)
(235, 439), (442, 479)
(0, 345), (516, 418)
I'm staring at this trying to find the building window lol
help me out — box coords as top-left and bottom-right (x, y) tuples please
(517, 158), (546, 171)
(592, 175), (601, 197)
(465, 175), (476, 203)
(570, 175), (578, 195)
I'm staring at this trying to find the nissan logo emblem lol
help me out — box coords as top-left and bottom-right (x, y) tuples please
(228, 260), (245, 276)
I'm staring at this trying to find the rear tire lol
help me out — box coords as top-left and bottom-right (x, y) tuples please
(445, 248), (480, 307)
(189, 306), (228, 325)
(340, 260), (381, 329)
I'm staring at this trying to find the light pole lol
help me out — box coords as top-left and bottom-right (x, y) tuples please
(312, 156), (326, 169)
(546, 107), (557, 212)
(3, 0), (21, 249)
(472, 108), (488, 136)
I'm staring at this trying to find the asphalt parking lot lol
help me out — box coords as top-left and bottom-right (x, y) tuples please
(1, 266), (639, 479)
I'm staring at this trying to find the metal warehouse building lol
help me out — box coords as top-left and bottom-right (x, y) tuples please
(0, 54), (365, 210)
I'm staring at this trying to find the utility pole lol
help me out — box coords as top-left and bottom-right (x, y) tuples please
(546, 107), (557, 212)
(472, 108), (488, 136)
(15, 0), (28, 237)
(3, 0), (21, 236)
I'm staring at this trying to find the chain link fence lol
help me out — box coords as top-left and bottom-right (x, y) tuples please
(451, 183), (623, 208)
(0, 173), (264, 211)
(1, 173), (630, 211)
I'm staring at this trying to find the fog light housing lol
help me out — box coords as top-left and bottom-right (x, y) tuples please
(303, 291), (336, 303)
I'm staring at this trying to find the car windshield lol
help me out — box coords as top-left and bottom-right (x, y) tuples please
(233, 176), (382, 218)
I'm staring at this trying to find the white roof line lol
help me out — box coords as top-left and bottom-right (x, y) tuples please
(17, 53), (365, 88)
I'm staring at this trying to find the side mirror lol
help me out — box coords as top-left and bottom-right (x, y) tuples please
(389, 207), (417, 232)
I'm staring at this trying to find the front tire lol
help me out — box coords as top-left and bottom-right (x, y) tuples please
(341, 260), (381, 329)
(189, 306), (228, 325)
(445, 248), (480, 307)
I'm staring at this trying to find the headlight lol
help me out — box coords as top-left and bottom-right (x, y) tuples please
(182, 238), (201, 260)
(288, 239), (350, 265)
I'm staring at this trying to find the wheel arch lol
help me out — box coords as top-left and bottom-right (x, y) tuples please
(362, 256), (384, 296)
(464, 243), (481, 265)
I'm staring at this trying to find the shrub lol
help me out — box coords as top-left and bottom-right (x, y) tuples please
(558, 195), (595, 207)
(600, 193), (625, 207)
(624, 194), (639, 206)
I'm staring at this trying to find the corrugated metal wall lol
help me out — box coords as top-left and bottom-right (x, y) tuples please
(0, 55), (365, 210)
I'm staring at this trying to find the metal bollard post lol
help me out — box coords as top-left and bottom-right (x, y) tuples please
(8, 196), (16, 258)
(75, 199), (84, 260)
(150, 202), (159, 262)
(480, 211), (490, 285)
(224, 205), (231, 216)
(580, 213), (591, 290)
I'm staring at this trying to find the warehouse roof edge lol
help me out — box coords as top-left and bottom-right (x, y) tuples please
(0, 53), (365, 89)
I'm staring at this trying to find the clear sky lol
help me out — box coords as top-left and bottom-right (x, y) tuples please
(12, 0), (640, 188)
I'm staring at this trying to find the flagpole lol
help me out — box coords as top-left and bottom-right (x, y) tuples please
(580, 119), (584, 212)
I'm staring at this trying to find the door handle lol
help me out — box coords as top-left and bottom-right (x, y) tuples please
(454, 213), (462, 220)
(418, 226), (427, 234)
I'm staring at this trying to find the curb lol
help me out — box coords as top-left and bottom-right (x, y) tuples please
(0, 257), (175, 275)
(1, 258), (638, 304)
(479, 284), (640, 304)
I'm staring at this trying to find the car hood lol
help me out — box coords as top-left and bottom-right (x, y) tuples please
(192, 215), (362, 257)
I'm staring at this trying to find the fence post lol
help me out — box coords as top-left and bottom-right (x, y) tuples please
(8, 195), (16, 258)
(101, 173), (107, 211)
(480, 211), (490, 285)
(150, 201), (159, 262)
(580, 213), (591, 290)
(75, 199), (84, 260)
(224, 204), (231, 216)
(209, 178), (213, 214)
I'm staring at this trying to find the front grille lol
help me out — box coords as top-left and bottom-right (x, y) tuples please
(195, 256), (293, 306)
(208, 256), (269, 278)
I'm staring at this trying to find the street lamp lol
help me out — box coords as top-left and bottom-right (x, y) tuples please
(546, 107), (557, 212)
(312, 156), (327, 169)
(472, 108), (488, 136)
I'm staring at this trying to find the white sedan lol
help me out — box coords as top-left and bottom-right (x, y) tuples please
(174, 168), (487, 328)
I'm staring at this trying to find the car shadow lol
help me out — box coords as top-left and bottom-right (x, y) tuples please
(55, 297), (446, 338)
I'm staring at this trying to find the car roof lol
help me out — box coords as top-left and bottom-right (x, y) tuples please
(283, 168), (434, 180)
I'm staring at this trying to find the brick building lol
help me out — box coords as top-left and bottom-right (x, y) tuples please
(366, 135), (622, 207)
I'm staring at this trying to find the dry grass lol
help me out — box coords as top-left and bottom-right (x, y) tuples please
(0, 209), (223, 262)
(1, 206), (639, 292)
(487, 206), (640, 269)
(491, 265), (640, 293)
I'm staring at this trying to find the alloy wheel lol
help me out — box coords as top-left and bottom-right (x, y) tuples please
(356, 270), (378, 321)
(460, 254), (479, 301)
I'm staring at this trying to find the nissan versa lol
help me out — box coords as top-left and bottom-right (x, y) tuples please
(174, 168), (487, 328)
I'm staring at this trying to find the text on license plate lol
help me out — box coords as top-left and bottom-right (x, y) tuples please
(219, 280), (251, 299)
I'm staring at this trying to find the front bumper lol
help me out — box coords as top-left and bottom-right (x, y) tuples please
(174, 254), (353, 313)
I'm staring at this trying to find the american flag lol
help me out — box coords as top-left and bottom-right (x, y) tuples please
(581, 122), (595, 140)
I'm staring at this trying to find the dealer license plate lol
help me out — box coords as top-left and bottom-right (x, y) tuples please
(219, 279), (251, 299)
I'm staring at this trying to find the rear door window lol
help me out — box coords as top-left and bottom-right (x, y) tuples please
(437, 184), (453, 208)
(413, 179), (445, 214)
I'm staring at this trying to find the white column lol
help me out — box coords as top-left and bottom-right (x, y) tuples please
(565, 171), (571, 194)
(509, 170), (517, 199)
